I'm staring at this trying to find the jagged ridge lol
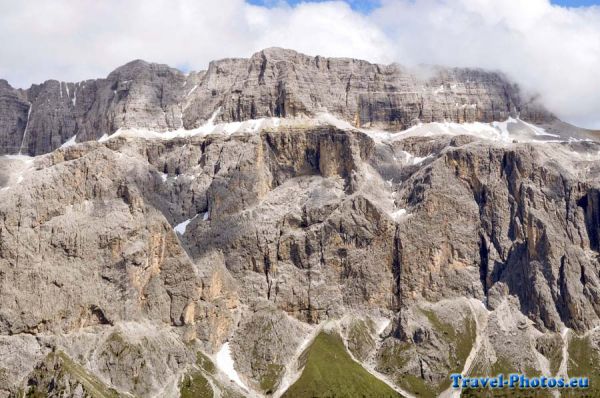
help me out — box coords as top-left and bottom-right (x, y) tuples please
(0, 47), (553, 156)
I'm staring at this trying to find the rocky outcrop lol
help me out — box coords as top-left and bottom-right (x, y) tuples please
(0, 48), (553, 156)
(0, 61), (187, 156)
(2, 119), (600, 396)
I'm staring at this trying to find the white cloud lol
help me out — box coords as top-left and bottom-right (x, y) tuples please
(372, 0), (600, 128)
(0, 0), (598, 128)
(245, 1), (394, 62)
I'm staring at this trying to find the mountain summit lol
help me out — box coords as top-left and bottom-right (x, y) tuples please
(1, 48), (600, 398)
(0, 47), (556, 156)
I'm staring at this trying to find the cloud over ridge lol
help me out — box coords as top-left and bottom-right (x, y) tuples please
(0, 0), (598, 128)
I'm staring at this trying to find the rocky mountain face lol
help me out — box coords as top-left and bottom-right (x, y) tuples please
(1, 49), (600, 398)
(0, 48), (552, 156)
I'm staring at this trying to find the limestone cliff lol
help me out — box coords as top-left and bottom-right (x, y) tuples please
(0, 48), (552, 156)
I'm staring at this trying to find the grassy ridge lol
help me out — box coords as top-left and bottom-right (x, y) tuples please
(25, 351), (121, 398)
(282, 331), (401, 398)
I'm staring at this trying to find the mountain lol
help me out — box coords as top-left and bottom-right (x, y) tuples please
(0, 47), (556, 156)
(1, 48), (600, 398)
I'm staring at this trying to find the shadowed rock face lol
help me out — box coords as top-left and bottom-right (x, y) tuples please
(2, 122), (600, 397)
(0, 48), (553, 156)
(3, 48), (600, 398)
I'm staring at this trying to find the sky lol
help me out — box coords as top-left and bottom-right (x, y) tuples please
(249, 0), (600, 11)
(0, 0), (599, 128)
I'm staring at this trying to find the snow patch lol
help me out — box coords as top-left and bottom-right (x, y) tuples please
(173, 214), (198, 235)
(491, 117), (518, 141)
(390, 209), (407, 220)
(60, 135), (77, 148)
(186, 84), (198, 97)
(2, 154), (34, 162)
(215, 343), (248, 391)
(375, 318), (391, 335)
(401, 150), (431, 166)
(0, 155), (34, 188)
(86, 110), (568, 152)
(314, 112), (354, 129)
(557, 328), (570, 378)
(99, 107), (285, 143)
(18, 103), (33, 155)
(520, 119), (560, 137)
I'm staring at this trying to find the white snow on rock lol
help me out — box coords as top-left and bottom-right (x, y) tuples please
(520, 119), (560, 137)
(215, 342), (248, 391)
(186, 84), (198, 97)
(390, 208), (407, 220)
(88, 109), (575, 151)
(401, 150), (431, 166)
(174, 211), (209, 235)
(0, 155), (34, 189)
(174, 215), (198, 235)
(60, 135), (77, 148)
(491, 116), (518, 141)
(375, 317), (391, 335)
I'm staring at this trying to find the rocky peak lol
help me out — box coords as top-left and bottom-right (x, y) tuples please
(0, 48), (556, 156)
(107, 59), (183, 81)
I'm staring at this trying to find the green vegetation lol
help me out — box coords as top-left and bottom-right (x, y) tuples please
(548, 352), (563, 377)
(282, 331), (400, 397)
(377, 341), (410, 372)
(26, 351), (120, 398)
(563, 334), (600, 397)
(196, 351), (216, 374)
(346, 318), (376, 362)
(399, 374), (438, 397)
(489, 356), (517, 376)
(528, 333), (564, 378)
(180, 350), (244, 398)
(376, 308), (477, 396)
(260, 363), (284, 394)
(376, 340), (431, 396)
(180, 370), (213, 398)
(422, 309), (476, 391)
(463, 353), (553, 397)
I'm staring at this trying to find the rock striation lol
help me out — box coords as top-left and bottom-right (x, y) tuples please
(2, 119), (600, 396)
(0, 47), (553, 156)
(2, 48), (600, 398)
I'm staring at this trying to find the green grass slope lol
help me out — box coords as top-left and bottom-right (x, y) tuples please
(24, 351), (121, 398)
(282, 331), (401, 398)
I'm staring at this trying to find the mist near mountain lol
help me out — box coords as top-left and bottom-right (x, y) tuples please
(1, 0), (599, 128)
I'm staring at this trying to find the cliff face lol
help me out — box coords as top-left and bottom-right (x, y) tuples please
(3, 48), (600, 398)
(0, 61), (187, 156)
(0, 48), (552, 156)
(2, 120), (600, 397)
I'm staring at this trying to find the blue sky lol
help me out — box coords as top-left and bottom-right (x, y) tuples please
(248, 0), (600, 13)
(247, 0), (380, 12)
(553, 0), (600, 5)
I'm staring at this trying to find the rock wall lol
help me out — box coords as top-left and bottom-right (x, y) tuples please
(0, 48), (553, 156)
